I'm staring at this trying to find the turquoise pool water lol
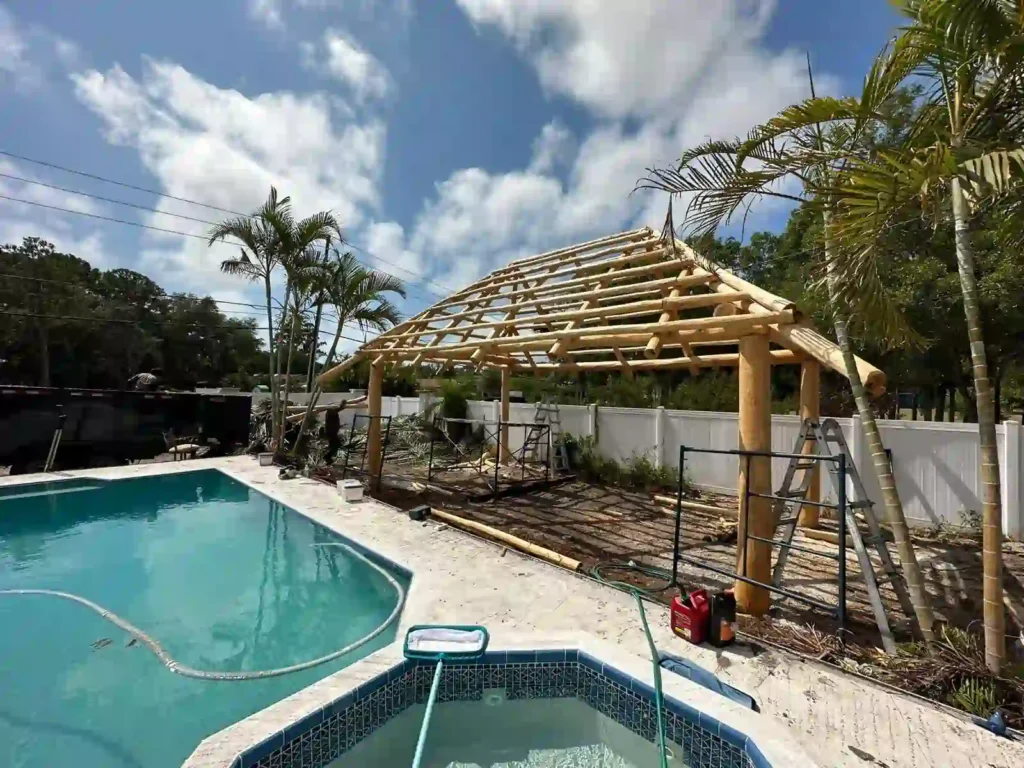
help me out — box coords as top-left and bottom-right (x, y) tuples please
(0, 469), (406, 768)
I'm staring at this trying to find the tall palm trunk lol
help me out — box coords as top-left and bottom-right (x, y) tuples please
(824, 210), (936, 643)
(263, 275), (280, 448)
(292, 320), (346, 455)
(306, 299), (323, 391)
(278, 293), (301, 449)
(951, 177), (1004, 672)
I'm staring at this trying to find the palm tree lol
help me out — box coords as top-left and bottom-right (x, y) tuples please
(268, 212), (343, 444)
(291, 251), (405, 454)
(638, 51), (939, 645)
(829, 0), (1024, 671)
(209, 187), (291, 446)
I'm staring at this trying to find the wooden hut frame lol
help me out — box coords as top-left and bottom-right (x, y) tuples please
(318, 227), (885, 615)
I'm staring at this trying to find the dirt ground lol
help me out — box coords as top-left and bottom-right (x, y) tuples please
(365, 462), (1024, 649)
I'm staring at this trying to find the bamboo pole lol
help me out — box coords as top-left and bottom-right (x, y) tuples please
(735, 334), (773, 616)
(430, 508), (582, 571)
(798, 360), (822, 528)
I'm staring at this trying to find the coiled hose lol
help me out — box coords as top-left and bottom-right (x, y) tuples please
(0, 540), (405, 681)
(591, 561), (674, 768)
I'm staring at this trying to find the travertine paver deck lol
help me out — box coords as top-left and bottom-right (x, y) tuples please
(5, 457), (1022, 768)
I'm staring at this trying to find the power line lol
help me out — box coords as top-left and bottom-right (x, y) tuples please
(0, 149), (248, 217)
(0, 193), (227, 241)
(0, 308), (370, 345)
(0, 271), (271, 311)
(0, 172), (222, 227)
(0, 191), (443, 303)
(0, 148), (458, 296)
(3, 273), (377, 344)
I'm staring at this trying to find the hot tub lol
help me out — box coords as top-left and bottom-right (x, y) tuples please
(229, 647), (802, 768)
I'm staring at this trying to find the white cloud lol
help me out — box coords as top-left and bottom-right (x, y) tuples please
(0, 4), (80, 91)
(363, 220), (426, 280)
(0, 157), (115, 269)
(247, 0), (285, 30)
(366, 0), (835, 296)
(455, 0), (781, 120)
(529, 120), (575, 175)
(70, 58), (386, 296)
(301, 30), (392, 102)
(248, 0), (413, 30)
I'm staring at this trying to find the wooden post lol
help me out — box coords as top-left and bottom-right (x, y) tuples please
(500, 367), (511, 465)
(798, 359), (821, 528)
(735, 334), (773, 616)
(366, 360), (384, 479)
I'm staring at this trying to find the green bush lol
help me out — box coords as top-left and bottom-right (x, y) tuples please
(561, 434), (682, 492)
(438, 379), (474, 441)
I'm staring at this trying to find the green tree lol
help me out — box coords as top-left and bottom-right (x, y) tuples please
(639, 53), (939, 644)
(292, 251), (405, 453)
(209, 187), (293, 446)
(831, 0), (1024, 670)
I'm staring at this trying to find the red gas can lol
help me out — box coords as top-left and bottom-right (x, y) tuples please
(670, 589), (710, 644)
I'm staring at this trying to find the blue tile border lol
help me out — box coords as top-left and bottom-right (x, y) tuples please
(241, 649), (768, 768)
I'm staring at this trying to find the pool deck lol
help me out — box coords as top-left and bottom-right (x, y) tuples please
(5, 456), (1023, 768)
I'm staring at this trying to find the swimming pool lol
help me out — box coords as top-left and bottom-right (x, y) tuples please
(0, 469), (408, 768)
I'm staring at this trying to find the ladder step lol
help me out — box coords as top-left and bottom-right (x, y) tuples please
(775, 517), (800, 526)
(793, 462), (818, 470)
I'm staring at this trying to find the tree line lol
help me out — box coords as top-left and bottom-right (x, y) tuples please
(0, 237), (269, 390)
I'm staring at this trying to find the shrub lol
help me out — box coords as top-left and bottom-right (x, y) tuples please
(560, 434), (682, 492)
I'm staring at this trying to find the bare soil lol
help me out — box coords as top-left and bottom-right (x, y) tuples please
(368, 463), (1024, 650)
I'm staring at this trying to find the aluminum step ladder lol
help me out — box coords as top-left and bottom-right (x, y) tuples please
(770, 418), (916, 653)
(528, 399), (569, 472)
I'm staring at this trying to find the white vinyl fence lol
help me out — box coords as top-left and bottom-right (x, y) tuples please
(264, 392), (1024, 539)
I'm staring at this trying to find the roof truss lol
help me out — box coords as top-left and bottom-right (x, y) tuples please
(319, 228), (885, 396)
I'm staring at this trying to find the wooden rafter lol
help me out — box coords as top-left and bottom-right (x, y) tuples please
(318, 228), (886, 395)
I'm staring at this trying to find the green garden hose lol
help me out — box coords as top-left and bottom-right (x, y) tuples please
(591, 561), (674, 768)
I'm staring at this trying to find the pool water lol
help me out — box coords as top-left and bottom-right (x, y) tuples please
(0, 469), (406, 768)
(330, 695), (687, 768)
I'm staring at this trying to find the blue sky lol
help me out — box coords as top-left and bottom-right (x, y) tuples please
(0, 0), (901, 347)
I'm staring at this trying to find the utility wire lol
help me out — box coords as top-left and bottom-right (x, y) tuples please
(0, 172), (222, 227)
(2, 271), (375, 340)
(4, 275), (376, 345)
(0, 153), (458, 296)
(0, 308), (370, 345)
(0, 191), (442, 303)
(0, 149), (248, 217)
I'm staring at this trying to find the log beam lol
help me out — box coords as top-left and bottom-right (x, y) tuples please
(366, 359), (384, 480)
(735, 334), (773, 616)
